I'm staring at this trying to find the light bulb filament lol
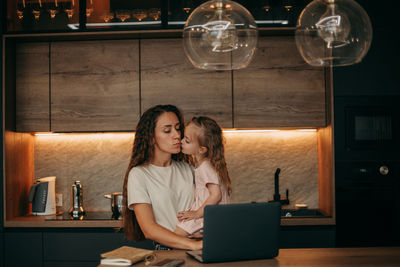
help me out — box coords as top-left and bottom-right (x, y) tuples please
(316, 15), (341, 31)
(316, 14), (350, 48)
(203, 20), (238, 52)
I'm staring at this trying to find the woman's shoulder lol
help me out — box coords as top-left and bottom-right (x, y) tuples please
(128, 165), (150, 179)
(172, 160), (191, 169)
(172, 160), (195, 176)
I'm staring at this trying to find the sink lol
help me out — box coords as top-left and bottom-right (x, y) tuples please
(281, 209), (329, 218)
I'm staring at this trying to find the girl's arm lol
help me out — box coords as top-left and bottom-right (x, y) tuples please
(177, 183), (222, 221)
(133, 203), (202, 250)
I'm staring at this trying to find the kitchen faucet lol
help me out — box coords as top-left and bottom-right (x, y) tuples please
(269, 168), (290, 206)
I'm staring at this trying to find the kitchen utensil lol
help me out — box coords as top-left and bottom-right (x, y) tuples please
(104, 192), (123, 219)
(69, 180), (85, 217)
(28, 176), (57, 215)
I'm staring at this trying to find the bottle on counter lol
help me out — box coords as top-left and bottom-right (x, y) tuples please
(69, 180), (85, 219)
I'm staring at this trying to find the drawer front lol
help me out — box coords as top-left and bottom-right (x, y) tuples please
(43, 232), (153, 261)
(4, 232), (43, 267)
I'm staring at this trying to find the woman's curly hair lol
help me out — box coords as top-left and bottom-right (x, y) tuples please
(122, 104), (186, 241)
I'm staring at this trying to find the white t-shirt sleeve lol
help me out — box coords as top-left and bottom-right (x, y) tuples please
(127, 168), (151, 209)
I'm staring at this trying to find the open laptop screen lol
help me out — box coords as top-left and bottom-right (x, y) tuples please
(198, 202), (281, 263)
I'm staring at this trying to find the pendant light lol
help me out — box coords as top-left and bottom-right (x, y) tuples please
(183, 0), (258, 70)
(295, 0), (372, 67)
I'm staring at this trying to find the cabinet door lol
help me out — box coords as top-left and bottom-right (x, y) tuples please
(141, 39), (233, 128)
(16, 42), (50, 132)
(43, 232), (153, 262)
(0, 233), (3, 267)
(4, 232), (43, 267)
(234, 37), (326, 128)
(51, 40), (140, 132)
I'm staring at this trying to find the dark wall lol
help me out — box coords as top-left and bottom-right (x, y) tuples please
(1, 0), (4, 232)
(1, 3), (4, 267)
(334, 0), (399, 96)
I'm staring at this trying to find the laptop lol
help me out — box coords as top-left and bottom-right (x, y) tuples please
(186, 201), (281, 263)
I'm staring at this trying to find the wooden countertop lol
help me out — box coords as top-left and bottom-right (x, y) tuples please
(99, 247), (400, 267)
(4, 216), (334, 228)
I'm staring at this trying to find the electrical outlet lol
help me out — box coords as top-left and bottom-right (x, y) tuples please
(56, 193), (63, 207)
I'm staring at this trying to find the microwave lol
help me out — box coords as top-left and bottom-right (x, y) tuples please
(335, 96), (400, 161)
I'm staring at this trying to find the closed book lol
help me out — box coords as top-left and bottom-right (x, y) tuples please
(100, 246), (154, 266)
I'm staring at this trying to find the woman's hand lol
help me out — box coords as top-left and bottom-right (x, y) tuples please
(189, 240), (203, 251)
(177, 210), (201, 221)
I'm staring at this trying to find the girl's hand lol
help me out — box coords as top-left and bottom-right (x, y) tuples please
(177, 210), (201, 221)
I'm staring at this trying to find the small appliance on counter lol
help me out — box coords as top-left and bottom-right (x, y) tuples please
(28, 176), (57, 216)
(104, 192), (123, 220)
(69, 180), (85, 218)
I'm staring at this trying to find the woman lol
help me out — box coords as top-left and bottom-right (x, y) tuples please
(122, 104), (202, 250)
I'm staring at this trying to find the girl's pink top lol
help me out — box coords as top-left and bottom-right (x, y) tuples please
(176, 160), (230, 234)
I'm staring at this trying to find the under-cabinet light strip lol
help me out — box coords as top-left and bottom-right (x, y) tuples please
(33, 129), (317, 136)
(34, 133), (60, 136)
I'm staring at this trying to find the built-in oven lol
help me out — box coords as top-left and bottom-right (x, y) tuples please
(335, 161), (400, 246)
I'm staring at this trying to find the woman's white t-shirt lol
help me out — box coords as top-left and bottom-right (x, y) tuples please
(127, 160), (194, 231)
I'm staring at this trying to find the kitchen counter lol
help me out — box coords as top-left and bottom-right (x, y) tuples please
(4, 212), (334, 227)
(4, 212), (122, 228)
(98, 247), (400, 267)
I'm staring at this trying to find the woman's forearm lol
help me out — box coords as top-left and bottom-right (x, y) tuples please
(133, 203), (202, 250)
(145, 222), (201, 250)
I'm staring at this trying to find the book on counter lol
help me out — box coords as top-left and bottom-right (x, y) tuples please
(100, 246), (154, 266)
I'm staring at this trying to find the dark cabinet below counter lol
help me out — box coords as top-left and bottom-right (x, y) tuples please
(2, 227), (335, 267)
(0, 233), (4, 267)
(4, 232), (43, 267)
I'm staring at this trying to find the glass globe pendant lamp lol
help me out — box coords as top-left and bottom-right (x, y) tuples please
(183, 0), (258, 70)
(295, 0), (373, 67)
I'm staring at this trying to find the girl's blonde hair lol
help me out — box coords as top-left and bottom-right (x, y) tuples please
(189, 116), (232, 194)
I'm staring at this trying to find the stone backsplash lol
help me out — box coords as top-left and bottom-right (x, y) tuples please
(34, 131), (318, 212)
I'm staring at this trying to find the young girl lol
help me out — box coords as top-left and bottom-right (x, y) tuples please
(174, 116), (232, 236)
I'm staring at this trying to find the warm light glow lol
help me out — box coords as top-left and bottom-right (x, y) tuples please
(33, 129), (317, 136)
(223, 129), (317, 133)
(34, 132), (133, 137)
(297, 129), (317, 132)
(223, 129), (280, 133)
(223, 129), (317, 138)
(34, 133), (60, 136)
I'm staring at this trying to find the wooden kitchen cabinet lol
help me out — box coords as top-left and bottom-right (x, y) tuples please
(233, 36), (326, 128)
(50, 40), (140, 132)
(14, 35), (328, 132)
(16, 42), (50, 132)
(140, 38), (233, 128)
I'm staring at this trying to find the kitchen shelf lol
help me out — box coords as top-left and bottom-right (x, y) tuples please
(2, 27), (296, 43)
(4, 0), (310, 34)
